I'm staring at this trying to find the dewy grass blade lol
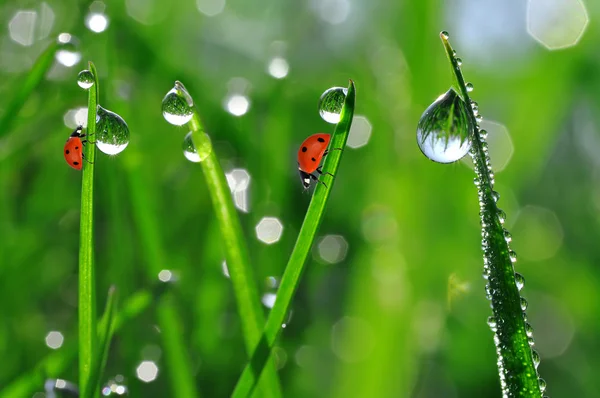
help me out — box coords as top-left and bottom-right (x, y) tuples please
(0, 41), (58, 137)
(439, 32), (543, 397)
(231, 80), (356, 398)
(79, 61), (99, 398)
(88, 286), (118, 398)
(163, 80), (281, 397)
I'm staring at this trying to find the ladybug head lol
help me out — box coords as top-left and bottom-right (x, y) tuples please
(298, 169), (312, 190)
(70, 125), (84, 138)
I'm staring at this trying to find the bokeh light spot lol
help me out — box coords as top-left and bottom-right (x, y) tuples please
(196, 0), (225, 17)
(85, 13), (110, 33)
(462, 120), (513, 172)
(267, 56), (289, 79)
(136, 360), (159, 383)
(256, 217), (283, 244)
(317, 234), (348, 264)
(225, 94), (250, 116)
(226, 168), (251, 212)
(45, 331), (64, 349)
(331, 316), (374, 362)
(9, 11), (37, 46)
(527, 0), (588, 50)
(347, 115), (372, 149)
(512, 205), (564, 261)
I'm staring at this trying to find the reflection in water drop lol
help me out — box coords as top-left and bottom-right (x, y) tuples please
(318, 87), (347, 124)
(95, 106), (130, 155)
(162, 81), (194, 125)
(182, 132), (212, 163)
(416, 88), (473, 163)
(77, 69), (94, 89)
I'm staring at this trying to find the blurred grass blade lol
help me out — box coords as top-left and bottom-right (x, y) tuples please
(79, 61), (100, 398)
(232, 80), (356, 398)
(88, 286), (118, 398)
(439, 32), (543, 397)
(166, 81), (281, 398)
(0, 41), (59, 137)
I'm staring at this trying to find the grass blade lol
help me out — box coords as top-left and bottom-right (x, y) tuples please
(79, 61), (100, 398)
(165, 81), (282, 398)
(0, 41), (59, 137)
(439, 32), (543, 396)
(231, 80), (356, 398)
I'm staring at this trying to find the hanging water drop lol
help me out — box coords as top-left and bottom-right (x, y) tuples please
(492, 190), (500, 202)
(479, 129), (488, 140)
(520, 297), (528, 311)
(416, 88), (473, 163)
(456, 57), (462, 66)
(182, 132), (212, 163)
(95, 106), (130, 155)
(440, 31), (449, 40)
(466, 82), (474, 92)
(487, 316), (497, 331)
(525, 322), (534, 337)
(318, 87), (347, 124)
(162, 81), (194, 126)
(77, 69), (94, 89)
(509, 250), (517, 262)
(532, 350), (540, 368)
(538, 378), (546, 393)
(497, 209), (506, 224)
(528, 336), (535, 346)
(514, 272), (525, 290)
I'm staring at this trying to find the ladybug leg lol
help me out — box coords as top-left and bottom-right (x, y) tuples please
(81, 153), (95, 165)
(309, 173), (328, 188)
(316, 166), (334, 178)
(323, 148), (342, 157)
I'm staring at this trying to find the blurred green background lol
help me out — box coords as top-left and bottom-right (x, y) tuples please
(1, 0), (599, 396)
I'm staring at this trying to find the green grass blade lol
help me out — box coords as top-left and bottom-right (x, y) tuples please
(88, 286), (118, 398)
(231, 80), (356, 398)
(0, 41), (59, 137)
(169, 81), (281, 398)
(440, 32), (543, 397)
(79, 61), (100, 398)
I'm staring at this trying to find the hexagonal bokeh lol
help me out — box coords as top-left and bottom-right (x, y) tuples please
(330, 316), (374, 363)
(45, 331), (64, 349)
(9, 11), (37, 46)
(512, 205), (564, 261)
(136, 360), (159, 383)
(462, 120), (514, 172)
(255, 217), (284, 244)
(347, 115), (372, 149)
(317, 234), (348, 264)
(527, 0), (588, 50)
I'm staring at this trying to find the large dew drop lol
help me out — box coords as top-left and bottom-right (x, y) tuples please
(95, 106), (130, 155)
(77, 69), (94, 89)
(318, 87), (347, 124)
(162, 81), (194, 126)
(182, 132), (212, 163)
(416, 88), (474, 163)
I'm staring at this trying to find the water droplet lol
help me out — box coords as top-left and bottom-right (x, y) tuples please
(476, 114), (483, 123)
(456, 57), (462, 66)
(417, 88), (473, 163)
(528, 336), (535, 346)
(487, 316), (497, 331)
(538, 378), (546, 392)
(466, 82), (474, 92)
(520, 297), (528, 311)
(95, 106), (130, 155)
(77, 69), (94, 89)
(509, 250), (517, 262)
(440, 31), (449, 39)
(514, 272), (525, 290)
(162, 81), (194, 126)
(182, 132), (212, 163)
(532, 350), (540, 368)
(318, 87), (347, 124)
(497, 209), (506, 224)
(492, 190), (500, 202)
(525, 322), (534, 337)
(479, 129), (488, 140)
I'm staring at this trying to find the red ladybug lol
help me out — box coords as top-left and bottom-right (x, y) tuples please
(297, 133), (340, 189)
(64, 126), (88, 170)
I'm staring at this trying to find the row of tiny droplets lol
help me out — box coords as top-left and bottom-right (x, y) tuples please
(445, 39), (547, 397)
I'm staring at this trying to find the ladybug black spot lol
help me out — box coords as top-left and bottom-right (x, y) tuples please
(317, 137), (325, 143)
(311, 157), (316, 162)
(65, 150), (70, 154)
(302, 146), (308, 152)
(75, 146), (79, 150)
(73, 162), (80, 165)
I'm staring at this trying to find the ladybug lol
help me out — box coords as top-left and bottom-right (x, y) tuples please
(64, 125), (89, 170)
(297, 133), (340, 189)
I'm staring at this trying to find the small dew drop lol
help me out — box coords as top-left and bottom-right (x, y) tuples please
(479, 129), (488, 140)
(182, 132), (212, 163)
(538, 378), (546, 393)
(528, 336), (535, 346)
(476, 114), (483, 123)
(318, 87), (347, 124)
(520, 297), (528, 311)
(440, 31), (449, 39)
(77, 70), (94, 89)
(95, 106), (130, 155)
(532, 350), (540, 368)
(162, 81), (194, 126)
(514, 272), (525, 290)
(487, 316), (497, 331)
(497, 209), (506, 224)
(525, 322), (534, 337)
(509, 250), (517, 262)
(492, 190), (500, 202)
(466, 82), (474, 92)
(416, 88), (473, 163)
(456, 57), (462, 66)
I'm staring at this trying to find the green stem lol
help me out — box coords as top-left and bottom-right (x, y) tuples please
(231, 80), (356, 398)
(79, 61), (99, 398)
(440, 32), (543, 397)
(187, 108), (282, 398)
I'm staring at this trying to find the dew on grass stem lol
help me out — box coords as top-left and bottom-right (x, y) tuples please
(182, 131), (212, 163)
(162, 81), (194, 126)
(416, 88), (473, 163)
(77, 69), (94, 89)
(318, 86), (348, 124)
(96, 105), (130, 155)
